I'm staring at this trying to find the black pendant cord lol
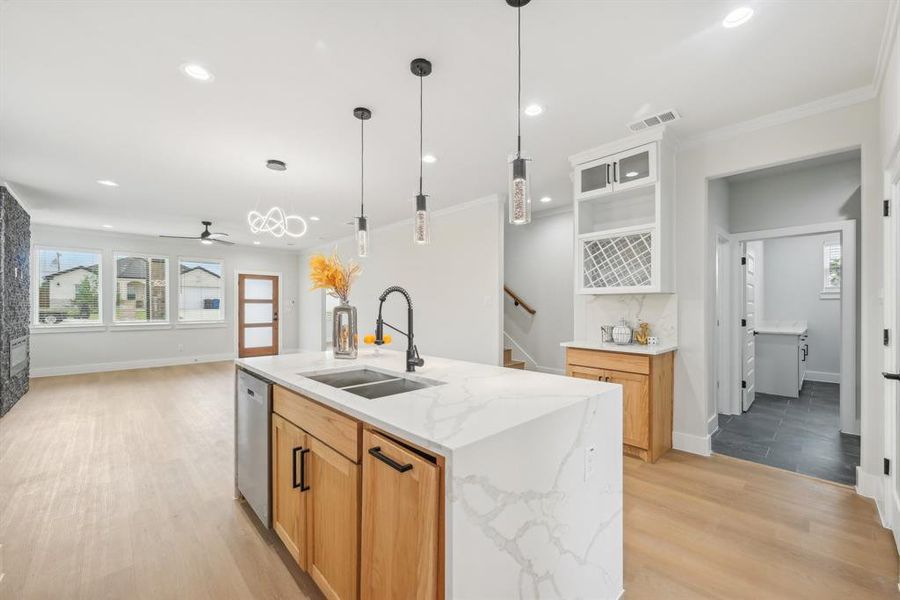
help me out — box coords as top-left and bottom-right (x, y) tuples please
(360, 117), (365, 218)
(419, 74), (424, 197)
(516, 2), (522, 159)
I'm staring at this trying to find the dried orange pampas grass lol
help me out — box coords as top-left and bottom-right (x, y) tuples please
(308, 251), (360, 303)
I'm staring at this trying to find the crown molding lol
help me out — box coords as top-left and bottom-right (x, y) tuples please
(678, 85), (876, 151)
(874, 0), (900, 96)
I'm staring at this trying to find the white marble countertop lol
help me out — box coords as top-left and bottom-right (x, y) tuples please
(561, 339), (678, 355)
(755, 320), (808, 335)
(236, 348), (620, 456)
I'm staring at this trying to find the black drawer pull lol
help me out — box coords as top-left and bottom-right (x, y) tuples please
(292, 447), (311, 491)
(884, 372), (900, 381)
(369, 446), (413, 473)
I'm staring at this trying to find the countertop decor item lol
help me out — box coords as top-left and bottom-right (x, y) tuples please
(634, 322), (650, 345)
(309, 252), (361, 358)
(612, 319), (633, 345)
(410, 58), (433, 245)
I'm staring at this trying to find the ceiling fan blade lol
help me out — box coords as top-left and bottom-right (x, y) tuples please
(208, 232), (230, 238)
(211, 238), (235, 245)
(160, 235), (201, 239)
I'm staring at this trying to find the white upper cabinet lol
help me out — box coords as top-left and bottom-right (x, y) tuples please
(570, 130), (674, 295)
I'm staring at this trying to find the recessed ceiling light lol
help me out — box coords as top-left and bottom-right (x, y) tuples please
(722, 7), (753, 28)
(102, 224), (113, 229)
(422, 154), (437, 164)
(253, 241), (261, 245)
(626, 171), (639, 178)
(524, 104), (544, 116)
(266, 159), (287, 171)
(180, 63), (214, 81)
(309, 216), (320, 221)
(96, 179), (118, 187)
(539, 196), (552, 203)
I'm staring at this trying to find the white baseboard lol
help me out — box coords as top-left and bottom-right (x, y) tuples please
(31, 353), (235, 378)
(707, 413), (719, 436)
(805, 370), (840, 384)
(856, 467), (888, 525)
(672, 431), (712, 456)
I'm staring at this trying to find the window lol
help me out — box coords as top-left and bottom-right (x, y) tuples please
(821, 241), (841, 299)
(35, 247), (102, 325)
(114, 253), (169, 323)
(178, 258), (224, 321)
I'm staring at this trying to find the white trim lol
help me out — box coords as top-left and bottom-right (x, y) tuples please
(233, 269), (283, 357)
(30, 323), (106, 334)
(30, 352), (234, 378)
(108, 323), (173, 332)
(818, 290), (840, 300)
(568, 127), (666, 166)
(713, 228), (736, 415)
(873, 0), (900, 96)
(679, 86), (876, 150)
(672, 431), (711, 456)
(856, 467), (887, 526)
(502, 331), (538, 371)
(175, 321), (226, 329)
(729, 220), (858, 436)
(805, 370), (841, 384)
(707, 413), (719, 436)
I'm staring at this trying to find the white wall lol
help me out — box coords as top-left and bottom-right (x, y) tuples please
(676, 99), (882, 475)
(503, 207), (573, 373)
(762, 233), (842, 377)
(30, 224), (301, 375)
(298, 196), (504, 367)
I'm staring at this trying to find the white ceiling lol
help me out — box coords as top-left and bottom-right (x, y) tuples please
(0, 1), (890, 249)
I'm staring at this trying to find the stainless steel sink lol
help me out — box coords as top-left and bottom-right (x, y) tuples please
(301, 367), (443, 399)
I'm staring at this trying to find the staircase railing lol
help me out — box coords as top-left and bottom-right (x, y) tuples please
(503, 285), (536, 315)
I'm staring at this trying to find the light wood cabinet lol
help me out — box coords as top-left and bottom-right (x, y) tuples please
(360, 429), (440, 600)
(566, 348), (674, 462)
(272, 413), (309, 569)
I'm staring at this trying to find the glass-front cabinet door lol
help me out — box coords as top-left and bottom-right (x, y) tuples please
(574, 156), (613, 200)
(611, 142), (657, 192)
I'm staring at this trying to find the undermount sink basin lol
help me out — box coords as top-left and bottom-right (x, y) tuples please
(301, 367), (443, 399)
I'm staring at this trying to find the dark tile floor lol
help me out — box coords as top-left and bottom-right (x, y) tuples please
(712, 382), (860, 485)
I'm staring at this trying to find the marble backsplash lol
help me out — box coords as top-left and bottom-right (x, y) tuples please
(575, 293), (677, 345)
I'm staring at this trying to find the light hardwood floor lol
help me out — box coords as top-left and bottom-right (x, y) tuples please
(1, 362), (896, 599)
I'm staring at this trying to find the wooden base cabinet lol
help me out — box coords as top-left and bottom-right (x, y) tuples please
(566, 348), (674, 462)
(272, 413), (309, 568)
(360, 429), (440, 600)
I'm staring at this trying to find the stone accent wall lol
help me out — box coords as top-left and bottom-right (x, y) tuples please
(1, 186), (31, 416)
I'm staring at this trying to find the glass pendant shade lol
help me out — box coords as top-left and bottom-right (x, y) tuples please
(509, 156), (531, 225)
(356, 216), (369, 258)
(414, 194), (430, 244)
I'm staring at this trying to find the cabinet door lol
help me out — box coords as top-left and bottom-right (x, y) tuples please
(574, 156), (613, 200)
(272, 413), (309, 569)
(307, 436), (360, 600)
(605, 370), (650, 449)
(360, 430), (439, 600)
(610, 142), (657, 192)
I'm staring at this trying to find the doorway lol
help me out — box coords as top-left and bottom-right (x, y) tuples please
(238, 273), (280, 358)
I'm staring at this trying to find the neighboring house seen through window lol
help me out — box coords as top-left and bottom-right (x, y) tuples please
(35, 248), (102, 325)
(179, 259), (224, 321)
(114, 253), (169, 323)
(821, 241), (841, 300)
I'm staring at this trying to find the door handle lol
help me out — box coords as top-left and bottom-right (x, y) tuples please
(884, 372), (900, 381)
(612, 162), (618, 183)
(368, 446), (413, 473)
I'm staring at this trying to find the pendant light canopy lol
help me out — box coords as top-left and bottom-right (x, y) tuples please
(353, 106), (371, 257)
(411, 58), (433, 245)
(508, 0), (532, 225)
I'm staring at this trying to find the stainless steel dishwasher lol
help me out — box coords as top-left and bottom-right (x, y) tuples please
(235, 368), (272, 528)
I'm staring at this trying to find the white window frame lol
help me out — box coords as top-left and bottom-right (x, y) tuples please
(112, 252), (170, 325)
(820, 240), (841, 300)
(177, 256), (226, 325)
(32, 244), (104, 329)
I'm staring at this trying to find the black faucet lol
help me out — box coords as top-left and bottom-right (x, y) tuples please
(374, 286), (424, 372)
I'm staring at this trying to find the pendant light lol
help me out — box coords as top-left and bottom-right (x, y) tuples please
(353, 107), (371, 257)
(411, 58), (433, 245)
(508, 0), (531, 225)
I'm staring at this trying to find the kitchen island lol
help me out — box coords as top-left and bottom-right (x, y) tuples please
(236, 348), (623, 600)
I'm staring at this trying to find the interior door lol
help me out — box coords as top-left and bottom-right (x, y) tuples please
(742, 246), (757, 411)
(239, 273), (279, 358)
(272, 413), (309, 570)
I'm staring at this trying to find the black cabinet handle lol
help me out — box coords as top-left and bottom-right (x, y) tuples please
(291, 446), (303, 489)
(247, 389), (255, 396)
(368, 446), (413, 473)
(606, 164), (611, 185)
(299, 448), (310, 491)
(884, 372), (900, 381)
(612, 162), (618, 183)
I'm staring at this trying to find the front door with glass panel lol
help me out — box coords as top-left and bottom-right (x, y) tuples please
(239, 274), (279, 358)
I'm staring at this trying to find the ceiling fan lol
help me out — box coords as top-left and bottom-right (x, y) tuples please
(160, 220), (234, 245)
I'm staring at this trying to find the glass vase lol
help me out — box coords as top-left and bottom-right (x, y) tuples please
(333, 301), (358, 359)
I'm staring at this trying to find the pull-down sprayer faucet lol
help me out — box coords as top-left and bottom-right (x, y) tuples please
(374, 286), (424, 372)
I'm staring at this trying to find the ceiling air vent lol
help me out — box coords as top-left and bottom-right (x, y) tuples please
(627, 108), (680, 132)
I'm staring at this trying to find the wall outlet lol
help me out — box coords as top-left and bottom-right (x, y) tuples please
(584, 445), (597, 482)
